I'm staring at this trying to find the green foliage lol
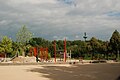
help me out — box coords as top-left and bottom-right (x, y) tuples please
(110, 30), (120, 60)
(0, 47), (4, 53)
(0, 36), (13, 56)
(16, 25), (32, 45)
(12, 42), (20, 53)
(47, 53), (51, 60)
(90, 37), (101, 51)
(16, 25), (33, 56)
(110, 30), (120, 51)
(29, 37), (51, 47)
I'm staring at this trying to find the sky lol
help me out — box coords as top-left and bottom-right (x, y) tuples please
(0, 0), (120, 41)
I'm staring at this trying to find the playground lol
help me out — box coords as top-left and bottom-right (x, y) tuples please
(0, 39), (72, 63)
(0, 38), (120, 80)
(0, 38), (119, 64)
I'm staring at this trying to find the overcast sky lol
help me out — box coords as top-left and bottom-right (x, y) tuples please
(0, 0), (120, 41)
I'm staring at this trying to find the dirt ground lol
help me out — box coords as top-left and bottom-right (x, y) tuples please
(30, 63), (120, 80)
(0, 63), (120, 80)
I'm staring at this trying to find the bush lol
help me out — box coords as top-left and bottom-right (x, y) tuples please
(48, 53), (51, 60)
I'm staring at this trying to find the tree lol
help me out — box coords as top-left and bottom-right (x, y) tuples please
(29, 37), (51, 47)
(0, 36), (13, 58)
(12, 42), (21, 57)
(16, 25), (32, 56)
(16, 25), (32, 44)
(110, 30), (120, 60)
(90, 37), (101, 59)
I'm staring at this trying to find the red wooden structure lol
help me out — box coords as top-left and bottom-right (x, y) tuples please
(54, 38), (67, 63)
(64, 38), (67, 62)
(40, 48), (48, 61)
(29, 47), (48, 61)
(33, 47), (37, 57)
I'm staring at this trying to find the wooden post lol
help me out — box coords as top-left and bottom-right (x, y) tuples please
(54, 40), (56, 63)
(33, 47), (37, 57)
(64, 38), (66, 62)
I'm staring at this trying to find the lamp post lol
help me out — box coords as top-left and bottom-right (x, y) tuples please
(83, 32), (87, 42)
(83, 32), (88, 60)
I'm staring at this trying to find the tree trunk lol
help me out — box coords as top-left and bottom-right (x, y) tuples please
(91, 52), (94, 60)
(106, 53), (109, 60)
(117, 50), (119, 61)
(16, 49), (19, 57)
(97, 53), (99, 60)
(4, 53), (7, 62)
(22, 51), (25, 57)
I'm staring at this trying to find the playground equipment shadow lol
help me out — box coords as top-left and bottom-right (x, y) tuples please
(28, 63), (120, 80)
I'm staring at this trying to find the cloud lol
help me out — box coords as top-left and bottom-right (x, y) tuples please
(0, 0), (120, 41)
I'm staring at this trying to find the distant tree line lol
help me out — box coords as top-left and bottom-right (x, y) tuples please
(0, 26), (120, 60)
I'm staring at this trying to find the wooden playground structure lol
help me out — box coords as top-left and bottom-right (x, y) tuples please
(54, 38), (67, 63)
(29, 47), (48, 62)
(29, 38), (69, 63)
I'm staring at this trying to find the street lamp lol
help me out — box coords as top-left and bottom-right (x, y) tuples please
(83, 32), (87, 42)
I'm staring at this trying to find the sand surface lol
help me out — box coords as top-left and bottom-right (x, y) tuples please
(0, 63), (120, 80)
(0, 65), (50, 80)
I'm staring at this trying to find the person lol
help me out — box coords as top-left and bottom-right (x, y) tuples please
(36, 55), (39, 62)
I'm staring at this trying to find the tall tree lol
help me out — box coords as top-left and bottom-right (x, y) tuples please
(16, 25), (32, 44)
(110, 30), (120, 60)
(16, 25), (32, 56)
(0, 36), (13, 58)
(90, 37), (101, 59)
